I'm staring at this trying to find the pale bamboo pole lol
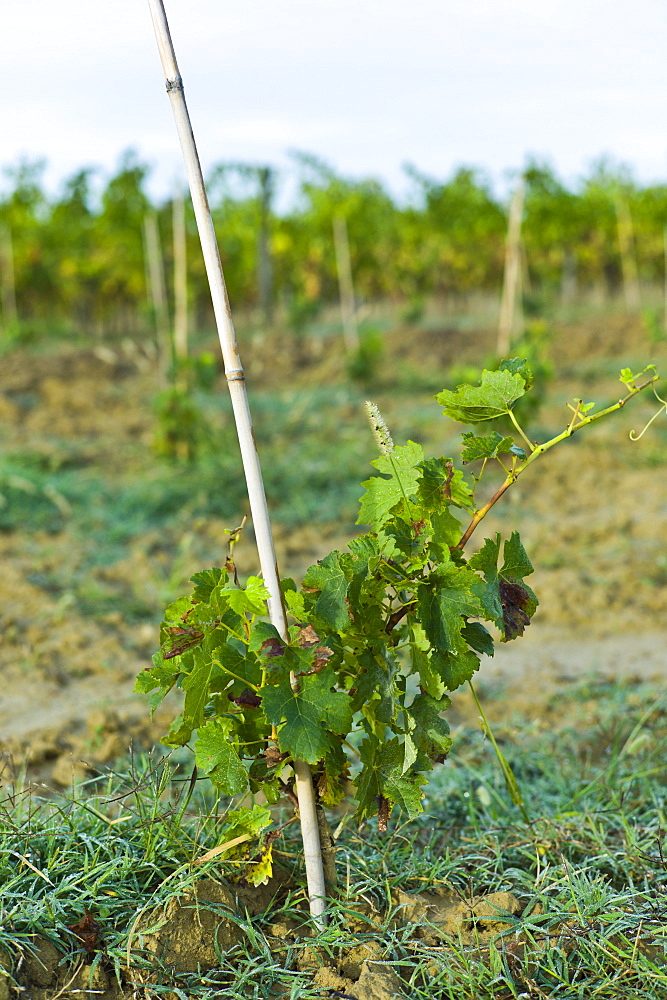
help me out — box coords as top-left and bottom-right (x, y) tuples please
(333, 214), (359, 352)
(145, 0), (328, 928)
(143, 210), (171, 383)
(173, 189), (188, 366)
(614, 190), (641, 312)
(0, 223), (18, 331)
(497, 177), (525, 357)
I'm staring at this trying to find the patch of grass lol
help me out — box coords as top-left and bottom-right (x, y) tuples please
(2, 679), (667, 997)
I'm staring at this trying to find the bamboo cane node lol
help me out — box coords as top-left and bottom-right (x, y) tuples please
(225, 369), (246, 382)
(165, 76), (184, 93)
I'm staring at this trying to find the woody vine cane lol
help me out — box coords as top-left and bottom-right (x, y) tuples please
(145, 0), (329, 927)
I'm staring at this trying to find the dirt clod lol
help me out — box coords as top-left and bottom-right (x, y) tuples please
(355, 960), (408, 1000)
(391, 887), (522, 945)
(314, 966), (356, 992)
(21, 935), (62, 987)
(139, 879), (241, 974)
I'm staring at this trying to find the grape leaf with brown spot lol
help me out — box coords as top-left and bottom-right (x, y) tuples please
(469, 532), (538, 641)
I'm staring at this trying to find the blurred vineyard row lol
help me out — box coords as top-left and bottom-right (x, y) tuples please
(1, 149), (666, 339)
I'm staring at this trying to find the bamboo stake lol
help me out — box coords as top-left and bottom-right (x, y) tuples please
(497, 177), (525, 357)
(145, 0), (328, 928)
(0, 223), (18, 331)
(143, 210), (171, 382)
(173, 188), (189, 369)
(333, 214), (359, 352)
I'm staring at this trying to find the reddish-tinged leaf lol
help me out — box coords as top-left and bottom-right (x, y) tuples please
(296, 624), (320, 647)
(378, 796), (391, 832)
(68, 912), (101, 953)
(499, 579), (533, 639)
(228, 688), (262, 709)
(260, 637), (286, 658)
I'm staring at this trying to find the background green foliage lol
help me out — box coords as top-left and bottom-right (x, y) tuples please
(2, 152), (667, 339)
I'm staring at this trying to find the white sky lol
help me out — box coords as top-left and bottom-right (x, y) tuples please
(2, 0), (667, 202)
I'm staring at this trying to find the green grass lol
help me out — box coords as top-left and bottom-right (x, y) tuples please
(2, 678), (667, 998)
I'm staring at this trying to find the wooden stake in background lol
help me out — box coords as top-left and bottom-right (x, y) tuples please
(333, 214), (359, 352)
(172, 189), (188, 367)
(497, 177), (525, 357)
(614, 190), (641, 313)
(0, 223), (18, 332)
(143, 210), (171, 382)
(146, 0), (328, 929)
(257, 166), (274, 327)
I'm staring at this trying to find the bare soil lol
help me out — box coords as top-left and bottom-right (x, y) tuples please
(1, 318), (666, 786)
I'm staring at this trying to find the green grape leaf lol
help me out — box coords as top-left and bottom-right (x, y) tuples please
(348, 530), (399, 564)
(430, 646), (481, 690)
(460, 431), (515, 463)
(357, 441), (424, 527)
(212, 640), (262, 691)
(190, 567), (226, 603)
(222, 576), (270, 616)
(222, 803), (272, 842)
(418, 457), (473, 511)
(469, 535), (504, 622)
(162, 595), (193, 624)
(248, 620), (283, 653)
(284, 587), (307, 621)
(351, 648), (400, 724)
(195, 719), (248, 795)
(428, 508), (464, 563)
(461, 620), (495, 657)
(182, 649), (216, 730)
(260, 668), (352, 765)
(408, 693), (452, 763)
(501, 531), (534, 580)
(316, 741), (350, 806)
(213, 804), (274, 885)
(417, 562), (484, 654)
(401, 729), (419, 775)
(302, 551), (350, 631)
(134, 652), (179, 697)
(164, 715), (192, 747)
(355, 736), (425, 821)
(498, 358), (534, 390)
(436, 369), (526, 424)
(409, 623), (445, 700)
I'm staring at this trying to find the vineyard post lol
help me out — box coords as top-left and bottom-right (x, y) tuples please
(0, 223), (18, 333)
(257, 166), (274, 327)
(497, 176), (525, 357)
(145, 0), (328, 927)
(333, 214), (359, 352)
(143, 210), (171, 384)
(173, 187), (189, 371)
(614, 189), (641, 313)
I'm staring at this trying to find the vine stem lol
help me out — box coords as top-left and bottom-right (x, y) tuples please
(468, 681), (531, 826)
(457, 374), (658, 549)
(146, 0), (327, 929)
